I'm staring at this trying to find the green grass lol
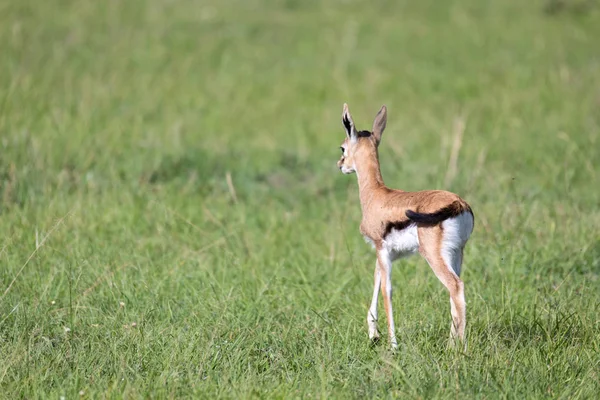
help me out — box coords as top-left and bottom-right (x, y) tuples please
(1, 0), (599, 398)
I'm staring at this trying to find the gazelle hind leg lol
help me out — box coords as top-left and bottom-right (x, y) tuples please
(418, 226), (466, 344)
(447, 247), (466, 342)
(367, 261), (381, 341)
(449, 276), (466, 344)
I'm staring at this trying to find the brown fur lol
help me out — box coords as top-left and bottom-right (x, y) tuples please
(340, 136), (470, 248)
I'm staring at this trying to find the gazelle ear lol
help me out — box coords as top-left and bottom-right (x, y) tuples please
(342, 103), (357, 140)
(372, 105), (387, 145)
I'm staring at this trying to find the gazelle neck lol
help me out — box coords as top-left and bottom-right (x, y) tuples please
(355, 145), (386, 210)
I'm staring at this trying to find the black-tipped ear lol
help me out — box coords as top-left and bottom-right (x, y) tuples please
(372, 105), (387, 145)
(342, 103), (357, 140)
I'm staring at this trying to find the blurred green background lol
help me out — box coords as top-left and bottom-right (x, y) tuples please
(1, 0), (599, 398)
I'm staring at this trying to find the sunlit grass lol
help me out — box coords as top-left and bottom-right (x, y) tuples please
(1, 0), (599, 397)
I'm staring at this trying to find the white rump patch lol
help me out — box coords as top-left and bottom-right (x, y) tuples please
(441, 212), (474, 277)
(383, 224), (419, 261)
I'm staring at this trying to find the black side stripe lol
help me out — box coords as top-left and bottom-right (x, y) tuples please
(405, 201), (466, 224)
(383, 220), (414, 237)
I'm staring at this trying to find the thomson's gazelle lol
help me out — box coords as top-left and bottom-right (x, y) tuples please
(337, 104), (474, 349)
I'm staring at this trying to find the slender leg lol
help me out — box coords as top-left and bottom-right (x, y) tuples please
(367, 261), (381, 341)
(447, 247), (466, 342)
(377, 249), (397, 349)
(419, 227), (467, 346)
(449, 280), (466, 342)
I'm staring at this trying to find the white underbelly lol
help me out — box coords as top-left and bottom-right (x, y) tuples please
(383, 224), (419, 260)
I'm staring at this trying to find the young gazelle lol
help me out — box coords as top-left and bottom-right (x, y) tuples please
(337, 104), (474, 349)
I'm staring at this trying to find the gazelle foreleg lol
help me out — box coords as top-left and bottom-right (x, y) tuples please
(377, 249), (397, 349)
(367, 261), (381, 341)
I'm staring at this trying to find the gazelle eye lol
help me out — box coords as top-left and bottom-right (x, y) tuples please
(340, 146), (345, 154)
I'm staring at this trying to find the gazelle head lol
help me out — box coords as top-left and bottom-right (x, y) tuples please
(337, 103), (387, 174)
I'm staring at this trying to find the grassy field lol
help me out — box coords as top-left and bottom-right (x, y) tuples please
(1, 0), (599, 398)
